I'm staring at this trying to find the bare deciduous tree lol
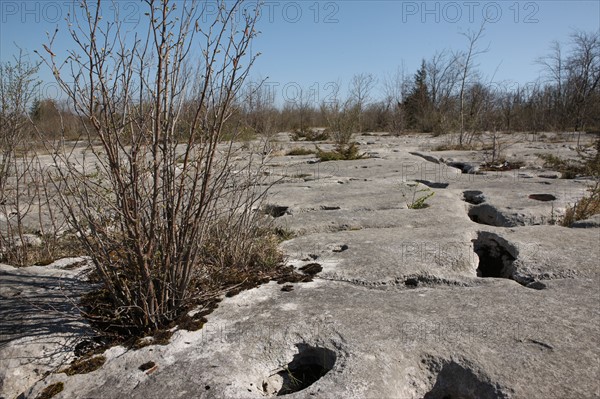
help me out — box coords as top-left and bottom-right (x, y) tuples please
(240, 77), (277, 137)
(566, 31), (600, 138)
(382, 64), (409, 134)
(348, 72), (376, 132)
(456, 23), (488, 145)
(426, 50), (460, 133)
(537, 40), (567, 128)
(537, 30), (600, 138)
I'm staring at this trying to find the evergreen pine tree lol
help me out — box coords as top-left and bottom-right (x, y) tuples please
(403, 60), (432, 132)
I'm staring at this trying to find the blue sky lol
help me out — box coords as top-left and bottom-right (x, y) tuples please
(1, 0), (599, 106)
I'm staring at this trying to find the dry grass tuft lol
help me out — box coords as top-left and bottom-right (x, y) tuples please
(561, 182), (600, 226)
(286, 147), (315, 156)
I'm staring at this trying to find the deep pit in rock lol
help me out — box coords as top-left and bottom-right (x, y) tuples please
(473, 233), (545, 290)
(422, 357), (513, 399)
(473, 234), (516, 278)
(262, 344), (336, 396)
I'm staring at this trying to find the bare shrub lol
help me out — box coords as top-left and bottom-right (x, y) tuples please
(320, 96), (359, 146)
(38, 0), (267, 331)
(537, 139), (598, 179)
(315, 143), (364, 162)
(0, 152), (75, 266)
(561, 140), (600, 225)
(0, 51), (39, 186)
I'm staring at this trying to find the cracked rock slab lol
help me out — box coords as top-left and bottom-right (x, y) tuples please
(22, 278), (600, 399)
(4, 133), (599, 399)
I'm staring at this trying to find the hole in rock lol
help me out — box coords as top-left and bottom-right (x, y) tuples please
(139, 361), (156, 372)
(263, 344), (336, 396)
(467, 204), (512, 227)
(264, 205), (290, 218)
(423, 358), (512, 399)
(473, 233), (544, 289)
(416, 179), (449, 189)
(473, 234), (516, 278)
(528, 194), (556, 202)
(463, 190), (485, 205)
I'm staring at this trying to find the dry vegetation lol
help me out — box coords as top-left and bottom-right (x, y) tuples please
(62, 356), (106, 376)
(35, 382), (64, 399)
(315, 143), (365, 162)
(286, 147), (315, 156)
(561, 182), (600, 226)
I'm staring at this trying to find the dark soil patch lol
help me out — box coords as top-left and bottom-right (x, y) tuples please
(177, 313), (208, 332)
(403, 275), (468, 288)
(62, 355), (106, 376)
(35, 382), (64, 399)
(299, 263), (322, 276)
(276, 265), (315, 284)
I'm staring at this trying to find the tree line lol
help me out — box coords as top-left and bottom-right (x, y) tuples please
(236, 27), (599, 143)
(4, 28), (598, 147)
